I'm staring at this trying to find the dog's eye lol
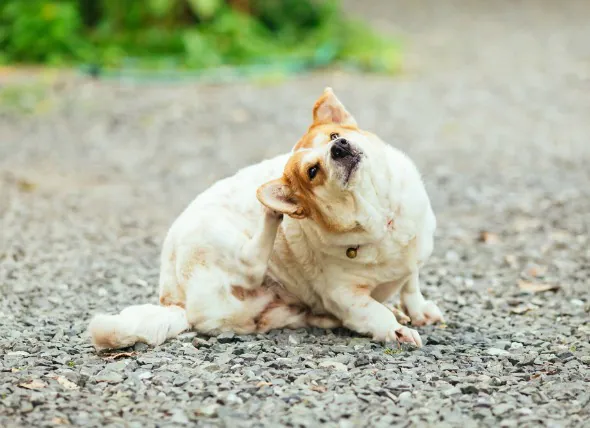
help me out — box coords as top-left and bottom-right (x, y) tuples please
(308, 165), (319, 180)
(330, 132), (339, 140)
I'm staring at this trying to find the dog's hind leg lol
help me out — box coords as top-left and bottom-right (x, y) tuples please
(238, 209), (283, 288)
(256, 304), (342, 333)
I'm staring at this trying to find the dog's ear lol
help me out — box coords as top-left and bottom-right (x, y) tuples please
(257, 178), (307, 219)
(312, 87), (357, 127)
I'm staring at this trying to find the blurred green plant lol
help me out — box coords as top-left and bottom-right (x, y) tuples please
(0, 0), (401, 74)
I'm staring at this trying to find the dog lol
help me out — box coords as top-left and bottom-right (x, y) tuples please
(89, 88), (444, 351)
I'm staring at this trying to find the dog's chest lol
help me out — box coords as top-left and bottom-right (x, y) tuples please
(336, 231), (418, 283)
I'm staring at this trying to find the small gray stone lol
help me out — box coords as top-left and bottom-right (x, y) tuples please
(173, 375), (189, 386)
(133, 343), (149, 352)
(193, 338), (212, 348)
(95, 371), (124, 384)
(557, 351), (574, 360)
(217, 332), (237, 343)
(195, 404), (219, 417)
(443, 387), (461, 397)
(170, 408), (189, 424)
(319, 361), (348, 372)
(486, 348), (510, 356)
(20, 402), (34, 413)
(460, 384), (479, 394)
(398, 391), (412, 402)
(105, 361), (127, 371)
(493, 403), (514, 416)
(495, 340), (511, 350)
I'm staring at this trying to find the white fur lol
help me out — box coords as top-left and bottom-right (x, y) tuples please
(89, 89), (444, 351)
(88, 304), (188, 351)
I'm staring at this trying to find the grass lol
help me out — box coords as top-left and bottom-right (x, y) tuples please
(384, 347), (403, 356)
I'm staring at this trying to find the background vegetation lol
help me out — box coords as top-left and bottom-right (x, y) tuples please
(0, 0), (400, 74)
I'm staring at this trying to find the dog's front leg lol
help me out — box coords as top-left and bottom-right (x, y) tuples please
(400, 270), (445, 326)
(238, 209), (283, 288)
(322, 285), (422, 347)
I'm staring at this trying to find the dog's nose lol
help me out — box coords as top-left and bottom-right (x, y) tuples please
(331, 138), (352, 159)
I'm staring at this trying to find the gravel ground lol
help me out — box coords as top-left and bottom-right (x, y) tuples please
(1, 0), (589, 427)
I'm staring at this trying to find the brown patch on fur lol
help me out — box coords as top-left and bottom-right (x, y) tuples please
(246, 274), (260, 286)
(354, 284), (371, 296)
(254, 300), (285, 331)
(159, 251), (186, 306)
(306, 313), (342, 329)
(93, 331), (122, 351)
(159, 250), (187, 308)
(180, 248), (208, 280)
(230, 285), (262, 301)
(159, 293), (185, 309)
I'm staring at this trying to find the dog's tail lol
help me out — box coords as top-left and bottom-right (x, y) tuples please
(88, 304), (189, 351)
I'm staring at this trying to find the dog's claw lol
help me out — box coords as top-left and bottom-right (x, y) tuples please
(390, 306), (411, 325)
(382, 325), (422, 348)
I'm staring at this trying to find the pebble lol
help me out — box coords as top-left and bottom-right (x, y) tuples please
(398, 391), (412, 402)
(217, 332), (238, 343)
(486, 348), (510, 356)
(319, 361), (348, 372)
(105, 361), (127, 371)
(134, 343), (149, 352)
(193, 338), (212, 348)
(443, 387), (462, 397)
(493, 404), (514, 416)
(95, 371), (124, 384)
(172, 375), (189, 386)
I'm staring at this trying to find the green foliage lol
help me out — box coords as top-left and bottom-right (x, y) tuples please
(384, 347), (403, 356)
(0, 0), (400, 73)
(0, 0), (92, 64)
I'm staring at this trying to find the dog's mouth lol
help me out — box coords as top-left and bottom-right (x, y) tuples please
(330, 138), (362, 185)
(342, 153), (362, 184)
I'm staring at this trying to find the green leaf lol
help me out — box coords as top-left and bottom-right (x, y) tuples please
(187, 0), (222, 20)
(147, 0), (177, 18)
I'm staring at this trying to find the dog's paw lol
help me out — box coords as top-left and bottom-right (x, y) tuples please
(380, 326), (422, 348)
(407, 300), (444, 327)
(263, 208), (284, 221)
(383, 303), (411, 325)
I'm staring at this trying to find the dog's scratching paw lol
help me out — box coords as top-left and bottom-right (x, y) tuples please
(263, 208), (284, 221)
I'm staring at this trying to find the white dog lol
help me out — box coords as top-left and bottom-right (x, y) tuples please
(89, 88), (444, 351)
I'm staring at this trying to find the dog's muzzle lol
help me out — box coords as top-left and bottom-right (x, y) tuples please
(330, 137), (353, 160)
(330, 138), (362, 184)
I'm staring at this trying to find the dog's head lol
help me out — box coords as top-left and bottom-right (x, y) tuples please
(257, 88), (381, 232)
